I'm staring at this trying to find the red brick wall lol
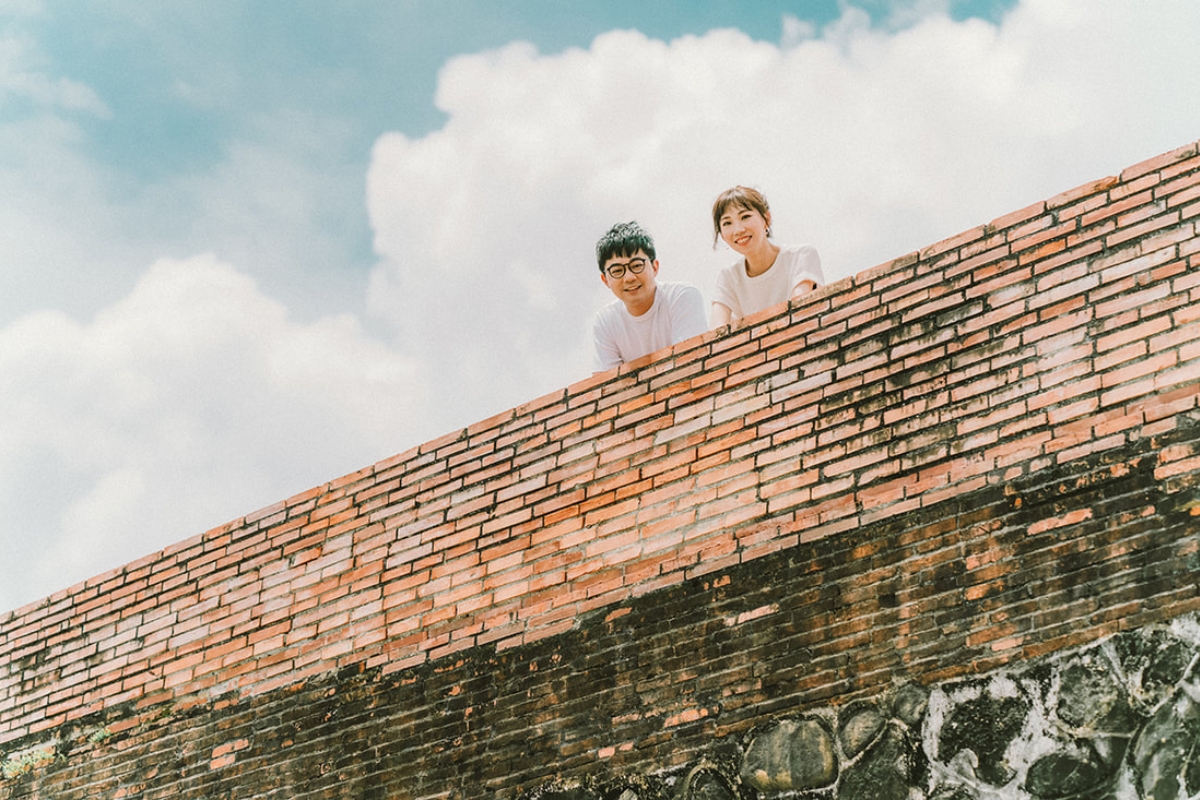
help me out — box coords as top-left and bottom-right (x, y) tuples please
(1, 140), (1198, 799)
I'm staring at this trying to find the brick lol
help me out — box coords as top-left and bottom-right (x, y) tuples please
(991, 200), (1048, 230)
(919, 225), (986, 260)
(1048, 176), (1119, 211)
(1120, 140), (1199, 181)
(1106, 211), (1184, 248)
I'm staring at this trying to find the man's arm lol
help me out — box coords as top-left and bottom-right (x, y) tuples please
(592, 312), (624, 373)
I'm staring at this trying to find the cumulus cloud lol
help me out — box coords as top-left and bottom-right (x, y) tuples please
(0, 255), (417, 611)
(0, 32), (109, 115)
(366, 0), (1200, 437)
(5, 0), (1200, 611)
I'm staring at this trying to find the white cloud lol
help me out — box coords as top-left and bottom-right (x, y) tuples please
(0, 33), (109, 115)
(5, 0), (1200, 612)
(0, 255), (418, 611)
(781, 14), (818, 47)
(365, 0), (1200, 438)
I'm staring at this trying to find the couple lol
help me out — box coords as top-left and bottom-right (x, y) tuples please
(592, 186), (824, 373)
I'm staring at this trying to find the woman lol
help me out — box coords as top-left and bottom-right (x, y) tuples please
(709, 186), (824, 328)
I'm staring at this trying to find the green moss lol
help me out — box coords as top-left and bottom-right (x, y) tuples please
(2, 747), (56, 780)
(87, 727), (113, 745)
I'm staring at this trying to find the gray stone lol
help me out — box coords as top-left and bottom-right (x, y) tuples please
(894, 682), (930, 727)
(1023, 745), (1109, 798)
(740, 716), (837, 792)
(838, 701), (886, 758)
(838, 725), (912, 800)
(938, 688), (1030, 787)
(928, 786), (977, 800)
(1086, 734), (1128, 770)
(1115, 630), (1192, 709)
(1131, 680), (1200, 800)
(1142, 640), (1194, 701)
(1056, 654), (1133, 733)
(675, 766), (738, 800)
(609, 775), (669, 800)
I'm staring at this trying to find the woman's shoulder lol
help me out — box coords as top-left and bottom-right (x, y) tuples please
(777, 243), (824, 283)
(714, 258), (744, 287)
(777, 243), (821, 267)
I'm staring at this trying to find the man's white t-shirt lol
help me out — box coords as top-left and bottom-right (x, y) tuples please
(712, 244), (824, 321)
(592, 282), (707, 372)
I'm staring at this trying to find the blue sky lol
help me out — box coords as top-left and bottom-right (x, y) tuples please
(2, 0), (1197, 613)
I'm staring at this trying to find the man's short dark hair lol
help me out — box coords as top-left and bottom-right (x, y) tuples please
(596, 221), (656, 272)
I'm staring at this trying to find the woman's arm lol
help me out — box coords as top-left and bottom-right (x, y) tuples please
(710, 301), (733, 329)
(789, 279), (817, 299)
(785, 245), (823, 300)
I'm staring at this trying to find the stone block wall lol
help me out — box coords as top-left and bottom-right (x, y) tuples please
(1, 140), (1199, 799)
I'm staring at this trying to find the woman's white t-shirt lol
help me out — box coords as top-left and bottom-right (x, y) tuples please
(713, 244), (824, 321)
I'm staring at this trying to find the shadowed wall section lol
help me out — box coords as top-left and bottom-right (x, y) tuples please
(1, 140), (1199, 799)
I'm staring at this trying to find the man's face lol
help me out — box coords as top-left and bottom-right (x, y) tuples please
(601, 250), (660, 313)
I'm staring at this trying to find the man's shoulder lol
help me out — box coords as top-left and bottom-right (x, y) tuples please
(657, 281), (703, 299)
(592, 298), (626, 327)
(657, 282), (705, 328)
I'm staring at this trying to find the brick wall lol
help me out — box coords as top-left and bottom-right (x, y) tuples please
(1, 139), (1198, 799)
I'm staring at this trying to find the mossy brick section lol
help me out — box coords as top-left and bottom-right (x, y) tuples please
(0, 426), (1196, 799)
(1, 139), (1199, 799)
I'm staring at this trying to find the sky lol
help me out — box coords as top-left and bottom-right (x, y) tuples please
(2, 0), (1198, 614)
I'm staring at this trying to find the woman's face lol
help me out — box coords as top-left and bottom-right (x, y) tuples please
(718, 204), (770, 254)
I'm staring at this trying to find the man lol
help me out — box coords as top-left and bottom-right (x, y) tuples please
(592, 221), (707, 373)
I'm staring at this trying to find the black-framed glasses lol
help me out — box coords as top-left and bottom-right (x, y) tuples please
(605, 258), (648, 279)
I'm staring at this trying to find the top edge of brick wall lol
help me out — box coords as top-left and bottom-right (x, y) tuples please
(2, 136), (1198, 630)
